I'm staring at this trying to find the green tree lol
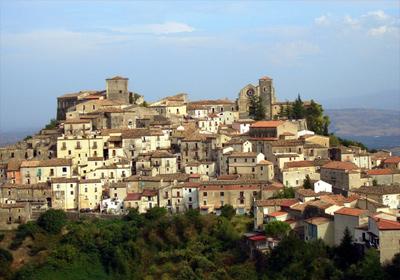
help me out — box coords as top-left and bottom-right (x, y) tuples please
(384, 253), (400, 280)
(220, 204), (236, 220)
(37, 209), (67, 234)
(354, 249), (385, 280)
(273, 186), (295, 198)
(291, 94), (305, 119)
(0, 247), (13, 278)
(44, 119), (58, 130)
(255, 96), (266, 120)
(265, 221), (291, 239)
(144, 207), (167, 221)
(372, 179), (378, 186)
(303, 175), (312, 189)
(335, 227), (361, 269)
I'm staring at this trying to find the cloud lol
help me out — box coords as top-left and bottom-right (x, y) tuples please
(343, 15), (361, 29)
(365, 10), (390, 21)
(315, 15), (330, 26)
(110, 22), (195, 35)
(368, 25), (397, 36)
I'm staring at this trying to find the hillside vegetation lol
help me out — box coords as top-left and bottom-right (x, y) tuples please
(0, 209), (399, 280)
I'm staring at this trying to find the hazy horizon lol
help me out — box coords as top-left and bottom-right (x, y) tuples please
(1, 1), (399, 132)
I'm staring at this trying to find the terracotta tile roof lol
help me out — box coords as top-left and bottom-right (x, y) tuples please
(353, 185), (400, 195)
(375, 218), (400, 230)
(88, 157), (104, 161)
(228, 152), (258, 158)
(267, 211), (288, 217)
(200, 184), (261, 191)
(284, 160), (315, 169)
(251, 120), (284, 128)
(296, 188), (317, 197)
(217, 174), (240, 180)
(290, 203), (307, 212)
(257, 160), (273, 165)
(334, 207), (367, 217)
(270, 139), (304, 147)
(307, 200), (334, 210)
(256, 198), (298, 207)
(2, 182), (50, 189)
(125, 192), (141, 201)
(319, 194), (352, 206)
(142, 189), (158, 197)
(249, 137), (278, 141)
(384, 156), (400, 164)
(304, 217), (332, 225)
(7, 159), (22, 171)
(366, 169), (394, 175)
(50, 177), (79, 184)
(101, 128), (164, 138)
(151, 150), (175, 158)
(322, 161), (359, 171)
(21, 158), (72, 168)
(109, 182), (127, 188)
(79, 179), (101, 184)
(0, 203), (28, 209)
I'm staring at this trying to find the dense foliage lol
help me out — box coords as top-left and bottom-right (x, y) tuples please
(44, 119), (58, 130)
(248, 95), (266, 120)
(329, 134), (369, 150)
(278, 95), (330, 136)
(2, 209), (398, 280)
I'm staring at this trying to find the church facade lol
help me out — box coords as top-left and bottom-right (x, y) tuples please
(237, 76), (299, 120)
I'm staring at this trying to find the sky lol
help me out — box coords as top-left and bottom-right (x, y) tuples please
(0, 0), (399, 132)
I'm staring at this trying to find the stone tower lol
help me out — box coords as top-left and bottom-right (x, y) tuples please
(258, 76), (275, 119)
(106, 76), (129, 103)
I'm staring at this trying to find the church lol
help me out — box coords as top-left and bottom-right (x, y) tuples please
(237, 76), (308, 120)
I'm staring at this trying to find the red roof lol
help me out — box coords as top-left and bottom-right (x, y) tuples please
(251, 120), (284, 128)
(366, 169), (393, 175)
(322, 161), (359, 171)
(284, 160), (315, 169)
(384, 156), (400, 164)
(375, 218), (400, 230)
(267, 211), (288, 217)
(125, 193), (141, 201)
(248, 235), (267, 241)
(335, 207), (367, 217)
(142, 189), (158, 197)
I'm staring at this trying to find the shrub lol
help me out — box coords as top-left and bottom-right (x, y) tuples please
(37, 209), (67, 234)
(220, 205), (236, 220)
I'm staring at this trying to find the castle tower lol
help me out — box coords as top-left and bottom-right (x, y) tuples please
(106, 76), (129, 103)
(258, 76), (275, 119)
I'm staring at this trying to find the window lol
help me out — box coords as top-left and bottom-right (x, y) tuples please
(220, 192), (224, 197)
(204, 192), (207, 197)
(189, 197), (192, 202)
(70, 191), (74, 195)
(85, 188), (88, 192)
(177, 191), (180, 197)
(203, 201), (207, 205)
(189, 188), (192, 193)
(62, 167), (67, 172)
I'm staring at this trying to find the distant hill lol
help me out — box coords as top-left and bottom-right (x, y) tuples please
(326, 108), (400, 150)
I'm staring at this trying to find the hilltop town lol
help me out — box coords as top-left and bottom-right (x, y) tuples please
(0, 75), (399, 265)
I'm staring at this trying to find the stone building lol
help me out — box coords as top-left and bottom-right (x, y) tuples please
(320, 161), (371, 194)
(106, 76), (130, 103)
(237, 76), (276, 119)
(198, 180), (266, 214)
